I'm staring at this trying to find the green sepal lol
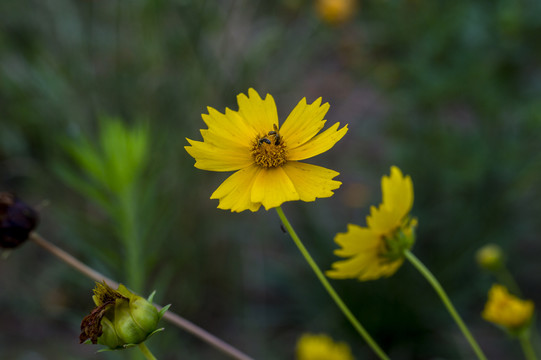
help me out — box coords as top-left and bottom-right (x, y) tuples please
(146, 327), (165, 340)
(147, 290), (157, 303)
(158, 304), (171, 320)
(382, 216), (416, 262)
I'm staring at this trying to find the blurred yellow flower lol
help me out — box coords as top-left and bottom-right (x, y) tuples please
(315, 0), (358, 25)
(327, 166), (416, 281)
(296, 333), (354, 360)
(185, 88), (348, 212)
(482, 284), (534, 331)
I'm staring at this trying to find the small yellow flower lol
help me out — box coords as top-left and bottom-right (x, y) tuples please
(296, 333), (354, 360)
(482, 284), (534, 331)
(315, 0), (358, 25)
(327, 166), (416, 281)
(185, 89), (348, 212)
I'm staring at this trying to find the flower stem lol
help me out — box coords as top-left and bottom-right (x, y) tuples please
(138, 343), (157, 360)
(520, 333), (538, 360)
(495, 266), (522, 297)
(404, 250), (487, 360)
(29, 232), (254, 360)
(119, 190), (145, 294)
(275, 207), (390, 360)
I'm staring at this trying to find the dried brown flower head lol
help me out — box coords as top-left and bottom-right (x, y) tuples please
(0, 192), (39, 248)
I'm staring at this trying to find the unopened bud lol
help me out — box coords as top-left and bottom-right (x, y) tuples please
(80, 282), (169, 350)
(476, 244), (504, 271)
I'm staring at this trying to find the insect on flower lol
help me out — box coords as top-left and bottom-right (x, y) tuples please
(185, 88), (348, 212)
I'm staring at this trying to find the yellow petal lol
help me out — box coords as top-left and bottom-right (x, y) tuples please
(287, 122), (348, 161)
(326, 251), (377, 280)
(185, 139), (253, 172)
(201, 106), (257, 147)
(279, 97), (329, 148)
(366, 204), (403, 235)
(333, 224), (380, 257)
(250, 166), (299, 210)
(327, 252), (403, 281)
(382, 166), (414, 219)
(210, 164), (262, 212)
(237, 88), (278, 133)
(282, 162), (341, 202)
(482, 284), (535, 329)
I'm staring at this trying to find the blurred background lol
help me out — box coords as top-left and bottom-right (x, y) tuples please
(1, 0), (541, 359)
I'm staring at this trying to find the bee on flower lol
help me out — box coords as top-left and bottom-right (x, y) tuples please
(327, 166), (416, 281)
(185, 88), (348, 212)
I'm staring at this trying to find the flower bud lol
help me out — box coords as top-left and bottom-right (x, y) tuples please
(0, 192), (39, 248)
(476, 244), (504, 271)
(80, 282), (169, 350)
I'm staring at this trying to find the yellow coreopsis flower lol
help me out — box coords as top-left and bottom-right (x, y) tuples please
(185, 89), (348, 212)
(327, 166), (416, 281)
(482, 284), (534, 332)
(296, 333), (354, 360)
(315, 0), (358, 25)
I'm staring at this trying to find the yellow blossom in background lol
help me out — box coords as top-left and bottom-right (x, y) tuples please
(327, 166), (416, 281)
(185, 89), (348, 212)
(296, 333), (354, 360)
(482, 284), (534, 331)
(315, 0), (358, 25)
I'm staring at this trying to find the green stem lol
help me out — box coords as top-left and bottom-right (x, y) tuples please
(520, 332), (538, 360)
(119, 190), (144, 294)
(138, 343), (157, 360)
(275, 207), (390, 360)
(404, 250), (487, 360)
(495, 266), (522, 297)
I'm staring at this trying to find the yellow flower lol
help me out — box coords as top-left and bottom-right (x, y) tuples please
(327, 166), (416, 281)
(315, 0), (358, 25)
(185, 89), (348, 212)
(296, 333), (354, 360)
(482, 284), (534, 331)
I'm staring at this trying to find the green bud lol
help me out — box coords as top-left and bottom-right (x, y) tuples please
(97, 317), (123, 349)
(476, 244), (504, 272)
(80, 282), (169, 350)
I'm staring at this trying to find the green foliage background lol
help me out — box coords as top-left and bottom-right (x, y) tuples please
(1, 0), (541, 359)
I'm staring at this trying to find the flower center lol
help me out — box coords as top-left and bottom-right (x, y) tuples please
(251, 124), (287, 168)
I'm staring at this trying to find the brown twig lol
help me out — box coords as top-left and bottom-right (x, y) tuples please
(29, 232), (254, 360)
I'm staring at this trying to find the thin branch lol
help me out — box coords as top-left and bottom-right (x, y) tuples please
(29, 232), (254, 360)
